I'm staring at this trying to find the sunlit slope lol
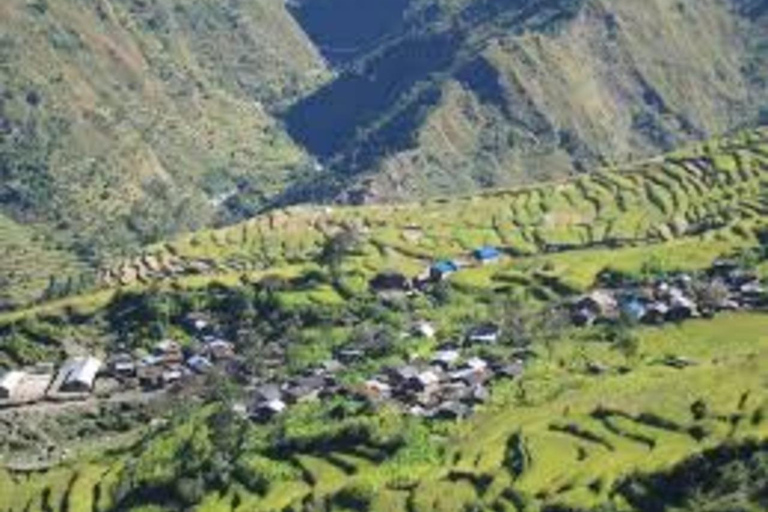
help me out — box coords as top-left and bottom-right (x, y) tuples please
(106, 128), (768, 288)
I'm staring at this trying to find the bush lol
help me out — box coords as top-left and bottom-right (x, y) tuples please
(234, 454), (301, 494)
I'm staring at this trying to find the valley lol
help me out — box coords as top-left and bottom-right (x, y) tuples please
(4, 1), (768, 511)
(2, 127), (768, 511)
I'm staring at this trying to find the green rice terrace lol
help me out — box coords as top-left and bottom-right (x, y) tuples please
(4, 313), (768, 512)
(4, 128), (768, 511)
(100, 126), (768, 295)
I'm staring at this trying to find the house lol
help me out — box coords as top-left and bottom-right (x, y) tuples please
(412, 321), (436, 339)
(250, 399), (287, 422)
(587, 361), (609, 375)
(620, 297), (647, 322)
(363, 379), (392, 400)
(154, 340), (184, 365)
(184, 313), (212, 333)
(284, 375), (325, 403)
(13, 370), (53, 403)
(432, 401), (470, 420)
(571, 306), (598, 326)
(318, 359), (345, 374)
(407, 370), (441, 394)
(450, 368), (487, 387)
(473, 246), (501, 264)
(336, 348), (364, 364)
(254, 384), (283, 403)
(370, 271), (411, 294)
(187, 355), (214, 374)
(642, 302), (670, 324)
(137, 365), (164, 389)
(207, 340), (235, 362)
(466, 324), (501, 344)
(465, 384), (490, 404)
(575, 290), (618, 319)
(0, 371), (25, 400)
(430, 260), (460, 281)
(162, 366), (184, 385)
(464, 357), (489, 372)
(668, 291), (697, 320)
(109, 353), (136, 378)
(59, 357), (102, 393)
(431, 349), (460, 370)
(387, 365), (420, 385)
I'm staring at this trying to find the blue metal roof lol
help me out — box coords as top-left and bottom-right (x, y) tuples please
(474, 246), (501, 260)
(432, 260), (459, 274)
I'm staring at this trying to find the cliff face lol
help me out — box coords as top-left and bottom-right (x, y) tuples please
(284, 0), (768, 203)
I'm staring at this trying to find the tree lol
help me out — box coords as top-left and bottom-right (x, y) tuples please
(319, 229), (360, 277)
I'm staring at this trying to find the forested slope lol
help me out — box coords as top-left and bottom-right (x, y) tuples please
(0, 0), (328, 308)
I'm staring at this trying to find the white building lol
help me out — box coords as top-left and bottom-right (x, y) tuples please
(59, 357), (102, 393)
(0, 371), (25, 399)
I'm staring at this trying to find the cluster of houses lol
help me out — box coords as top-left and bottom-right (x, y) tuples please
(112, 334), (238, 391)
(569, 260), (767, 327)
(0, 315), (239, 408)
(369, 246), (502, 296)
(246, 320), (526, 422)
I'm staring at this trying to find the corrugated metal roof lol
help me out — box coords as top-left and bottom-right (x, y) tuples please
(62, 356), (102, 388)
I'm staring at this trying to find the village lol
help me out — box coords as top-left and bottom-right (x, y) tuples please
(1, 246), (766, 425)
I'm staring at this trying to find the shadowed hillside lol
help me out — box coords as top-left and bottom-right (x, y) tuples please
(284, 0), (768, 203)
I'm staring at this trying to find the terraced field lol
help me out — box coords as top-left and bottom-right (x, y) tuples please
(3, 313), (768, 512)
(101, 128), (768, 294)
(4, 130), (768, 512)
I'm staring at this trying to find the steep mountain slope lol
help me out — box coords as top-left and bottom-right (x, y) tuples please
(284, 0), (768, 203)
(0, 0), (328, 308)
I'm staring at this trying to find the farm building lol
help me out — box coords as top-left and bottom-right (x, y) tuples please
(59, 357), (102, 393)
(0, 371), (25, 399)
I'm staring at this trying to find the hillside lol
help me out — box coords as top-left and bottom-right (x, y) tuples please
(283, 0), (768, 203)
(5, 0), (768, 310)
(2, 129), (768, 511)
(96, 127), (768, 295)
(0, 0), (328, 308)
(5, 313), (768, 512)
